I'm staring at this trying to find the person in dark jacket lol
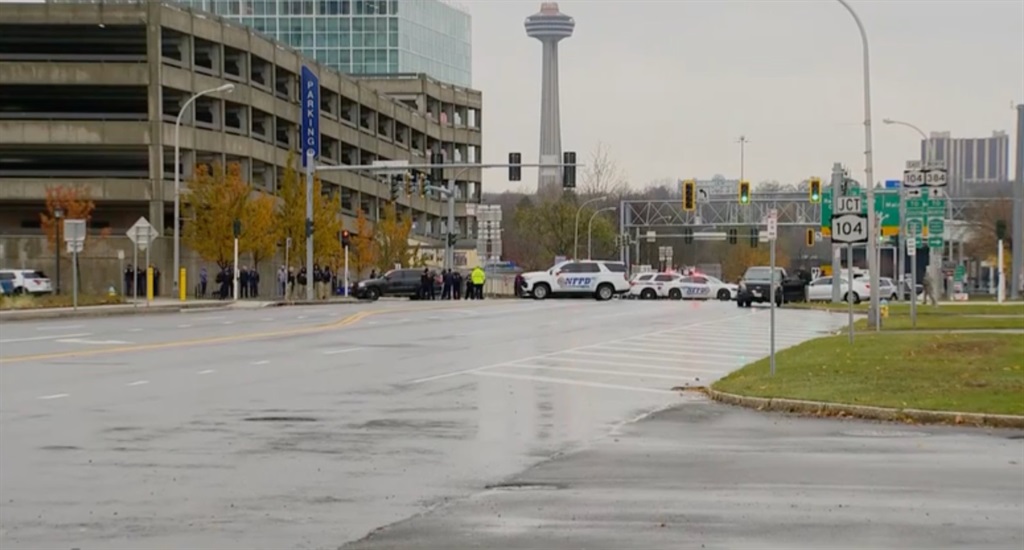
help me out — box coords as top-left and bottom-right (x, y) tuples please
(239, 267), (250, 299)
(249, 267), (260, 298)
(419, 268), (431, 300)
(452, 270), (462, 300)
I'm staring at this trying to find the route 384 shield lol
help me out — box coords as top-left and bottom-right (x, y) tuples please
(830, 213), (868, 244)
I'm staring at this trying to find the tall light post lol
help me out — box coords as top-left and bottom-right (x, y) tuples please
(882, 117), (931, 301)
(587, 206), (616, 260)
(54, 206), (64, 295)
(835, 0), (880, 329)
(173, 83), (235, 301)
(573, 195), (607, 259)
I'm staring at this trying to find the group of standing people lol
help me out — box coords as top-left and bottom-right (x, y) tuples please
(277, 263), (337, 300)
(122, 263), (161, 298)
(192, 265), (261, 300)
(417, 266), (486, 300)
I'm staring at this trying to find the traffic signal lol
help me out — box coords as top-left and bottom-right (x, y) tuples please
(682, 179), (696, 211)
(809, 177), (822, 203)
(562, 151), (577, 188)
(728, 228), (738, 245)
(806, 228), (815, 247)
(739, 180), (751, 204)
(509, 152), (522, 181)
(430, 152), (444, 184)
(403, 172), (412, 195)
(684, 227), (693, 244)
(389, 177), (400, 201)
(418, 173), (427, 197)
(996, 219), (1007, 240)
(341, 229), (351, 249)
(749, 227), (759, 248)
(233, 219), (242, 238)
(446, 233), (457, 246)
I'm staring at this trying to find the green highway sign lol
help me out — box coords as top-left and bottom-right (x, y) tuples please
(954, 264), (966, 283)
(820, 189), (900, 237)
(927, 217), (945, 248)
(906, 218), (924, 237)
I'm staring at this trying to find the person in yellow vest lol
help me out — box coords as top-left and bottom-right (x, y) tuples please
(471, 266), (486, 300)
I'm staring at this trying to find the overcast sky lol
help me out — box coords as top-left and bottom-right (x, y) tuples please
(471, 0), (1024, 192)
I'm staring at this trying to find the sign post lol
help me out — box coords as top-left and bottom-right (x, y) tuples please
(300, 65), (321, 303)
(908, 236), (917, 327)
(233, 219), (241, 301)
(831, 194), (867, 340)
(63, 219), (86, 311)
(767, 208), (778, 375)
(126, 217), (156, 306)
(117, 249), (125, 297)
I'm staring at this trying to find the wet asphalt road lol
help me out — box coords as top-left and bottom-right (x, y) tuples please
(2, 299), (1018, 549)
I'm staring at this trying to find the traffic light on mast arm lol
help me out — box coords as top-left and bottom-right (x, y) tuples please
(738, 180), (751, 204)
(728, 228), (738, 245)
(508, 152), (522, 181)
(682, 179), (696, 211)
(403, 172), (412, 195)
(389, 177), (400, 202)
(562, 151), (577, 188)
(419, 173), (427, 197)
(341, 229), (351, 249)
(749, 227), (759, 248)
(806, 228), (815, 247)
(809, 177), (822, 203)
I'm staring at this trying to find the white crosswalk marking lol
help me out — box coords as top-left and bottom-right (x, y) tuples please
(463, 309), (848, 393)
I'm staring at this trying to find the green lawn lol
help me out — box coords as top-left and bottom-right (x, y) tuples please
(790, 301), (1024, 316)
(855, 315), (1024, 331)
(713, 333), (1024, 416)
(0, 294), (124, 310)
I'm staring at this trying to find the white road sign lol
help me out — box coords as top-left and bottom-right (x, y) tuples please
(645, 230), (656, 243)
(66, 241), (84, 254)
(126, 217), (156, 250)
(924, 168), (948, 187)
(907, 236), (917, 256)
(905, 160), (923, 170)
(63, 219), (86, 243)
(903, 169), (925, 187)
(835, 196), (862, 214)
(766, 208), (778, 240)
(830, 213), (868, 244)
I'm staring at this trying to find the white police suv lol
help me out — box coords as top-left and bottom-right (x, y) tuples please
(519, 260), (630, 301)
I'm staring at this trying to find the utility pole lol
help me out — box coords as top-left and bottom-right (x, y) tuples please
(830, 163), (843, 303)
(1013, 104), (1024, 300)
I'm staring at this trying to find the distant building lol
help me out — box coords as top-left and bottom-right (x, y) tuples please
(920, 131), (1010, 194)
(49, 0), (473, 87)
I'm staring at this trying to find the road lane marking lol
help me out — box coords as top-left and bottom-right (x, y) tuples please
(260, 318), (274, 321)
(56, 338), (132, 346)
(0, 333), (91, 344)
(222, 321), (234, 325)
(411, 311), (757, 384)
(128, 328), (142, 332)
(37, 393), (69, 400)
(502, 363), (693, 381)
(0, 301), (501, 365)
(178, 324), (193, 328)
(536, 356), (725, 374)
(251, 360), (270, 365)
(198, 369), (216, 374)
(323, 347), (363, 355)
(472, 371), (677, 395)
(35, 325), (83, 331)
(126, 380), (149, 386)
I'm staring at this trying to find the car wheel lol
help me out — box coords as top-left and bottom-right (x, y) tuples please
(844, 292), (860, 304)
(717, 289), (731, 301)
(365, 287), (380, 301)
(13, 287), (25, 296)
(640, 288), (657, 300)
(532, 283), (551, 300)
(596, 283), (614, 301)
(668, 288), (683, 300)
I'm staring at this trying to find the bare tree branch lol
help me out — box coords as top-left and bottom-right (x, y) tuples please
(579, 142), (628, 198)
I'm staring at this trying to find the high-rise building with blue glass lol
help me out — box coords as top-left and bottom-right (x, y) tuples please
(126, 0), (473, 86)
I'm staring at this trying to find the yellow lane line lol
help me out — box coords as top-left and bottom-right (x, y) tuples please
(0, 310), (374, 365)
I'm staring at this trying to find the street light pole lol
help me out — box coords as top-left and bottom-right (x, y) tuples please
(54, 207), (64, 295)
(173, 83), (234, 302)
(835, 0), (880, 329)
(574, 195), (607, 259)
(588, 206), (616, 260)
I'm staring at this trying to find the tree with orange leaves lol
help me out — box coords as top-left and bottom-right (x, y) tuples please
(40, 184), (97, 252)
(182, 162), (251, 267)
(374, 201), (417, 272)
(351, 208), (378, 277)
(241, 190), (280, 269)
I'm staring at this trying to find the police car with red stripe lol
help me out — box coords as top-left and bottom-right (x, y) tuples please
(519, 259), (630, 301)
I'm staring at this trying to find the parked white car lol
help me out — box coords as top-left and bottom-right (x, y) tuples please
(520, 260), (630, 301)
(627, 272), (712, 300)
(0, 269), (53, 296)
(664, 275), (713, 300)
(690, 274), (738, 301)
(805, 276), (871, 304)
(628, 272), (661, 299)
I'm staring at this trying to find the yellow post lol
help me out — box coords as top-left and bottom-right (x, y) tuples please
(146, 267), (154, 302)
(179, 267), (187, 301)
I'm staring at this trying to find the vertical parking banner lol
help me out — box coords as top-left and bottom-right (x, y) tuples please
(300, 66), (320, 167)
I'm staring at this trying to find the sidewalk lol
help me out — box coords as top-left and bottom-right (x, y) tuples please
(0, 298), (230, 322)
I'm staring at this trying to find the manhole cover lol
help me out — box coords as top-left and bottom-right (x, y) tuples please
(243, 416), (318, 422)
(484, 482), (564, 491)
(841, 429), (930, 438)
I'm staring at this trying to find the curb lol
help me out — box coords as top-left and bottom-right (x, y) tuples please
(0, 302), (230, 322)
(706, 388), (1024, 429)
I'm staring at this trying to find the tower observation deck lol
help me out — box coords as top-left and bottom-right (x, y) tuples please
(525, 2), (575, 192)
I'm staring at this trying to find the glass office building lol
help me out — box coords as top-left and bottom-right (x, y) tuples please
(178, 0), (472, 86)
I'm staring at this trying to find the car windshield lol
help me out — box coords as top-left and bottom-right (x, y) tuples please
(744, 267), (780, 281)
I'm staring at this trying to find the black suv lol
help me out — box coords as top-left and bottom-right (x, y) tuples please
(352, 268), (441, 301)
(736, 266), (786, 308)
